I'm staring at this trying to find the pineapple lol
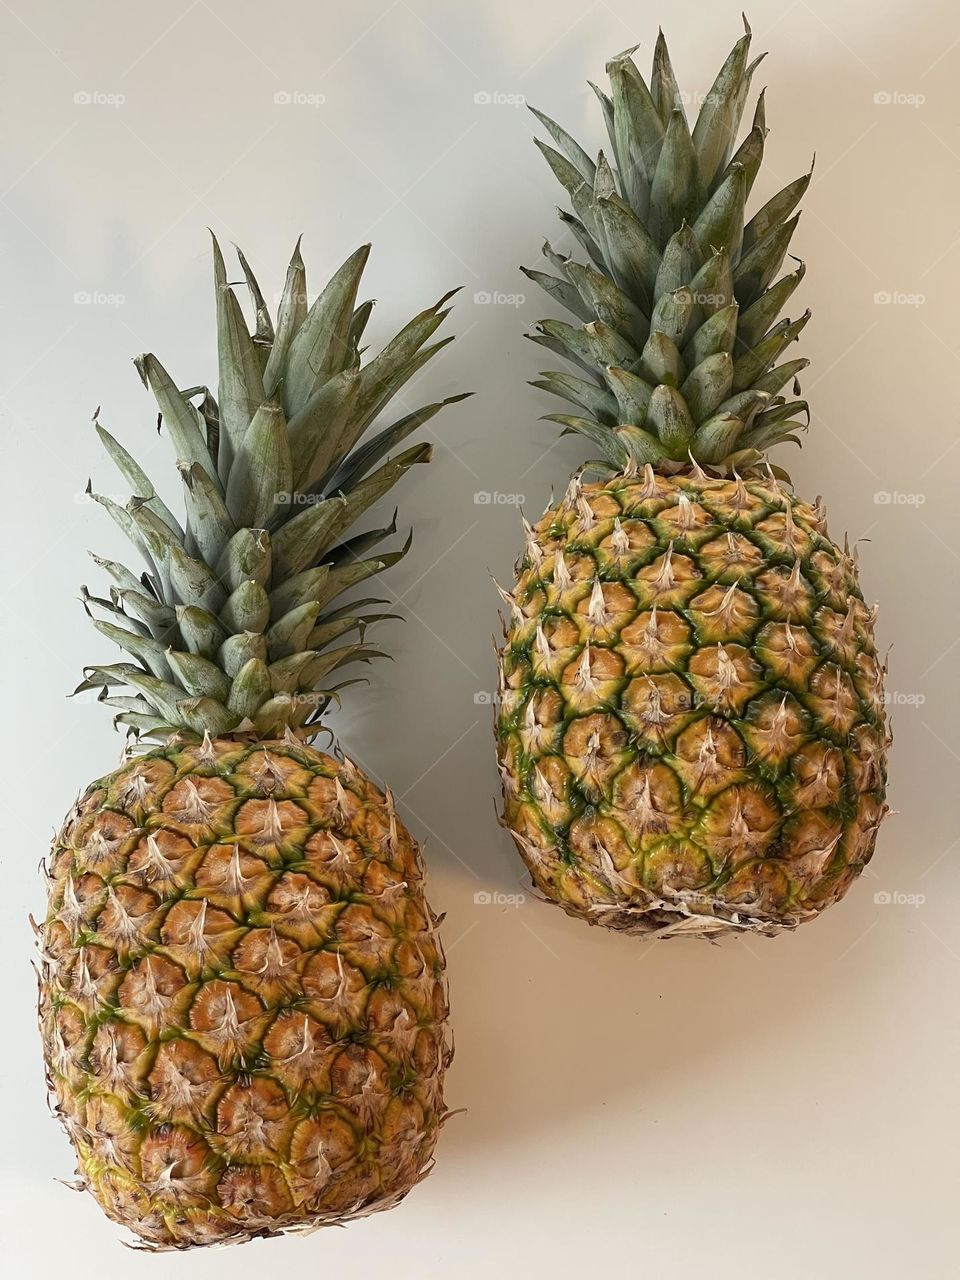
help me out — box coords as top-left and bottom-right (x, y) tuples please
(38, 236), (469, 1247)
(495, 23), (890, 938)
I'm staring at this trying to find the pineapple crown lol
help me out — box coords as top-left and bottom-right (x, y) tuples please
(77, 236), (469, 744)
(526, 18), (813, 475)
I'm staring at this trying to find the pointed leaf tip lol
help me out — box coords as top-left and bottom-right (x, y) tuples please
(434, 286), (464, 308)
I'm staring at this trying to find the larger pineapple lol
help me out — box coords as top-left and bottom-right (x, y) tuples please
(39, 236), (468, 1247)
(496, 23), (890, 938)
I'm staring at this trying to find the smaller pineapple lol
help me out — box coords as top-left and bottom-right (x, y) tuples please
(495, 23), (890, 938)
(39, 236), (469, 1247)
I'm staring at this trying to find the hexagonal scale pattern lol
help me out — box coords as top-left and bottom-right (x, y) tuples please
(39, 737), (451, 1248)
(496, 468), (889, 937)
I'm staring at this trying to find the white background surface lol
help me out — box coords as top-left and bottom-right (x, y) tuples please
(2, 1), (958, 1275)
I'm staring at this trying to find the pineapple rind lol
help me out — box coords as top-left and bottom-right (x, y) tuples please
(496, 469), (889, 937)
(40, 736), (451, 1248)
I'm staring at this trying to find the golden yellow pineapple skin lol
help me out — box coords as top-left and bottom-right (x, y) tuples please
(39, 736), (451, 1249)
(496, 468), (889, 937)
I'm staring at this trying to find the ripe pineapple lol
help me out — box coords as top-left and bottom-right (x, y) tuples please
(39, 236), (468, 1247)
(496, 24), (890, 938)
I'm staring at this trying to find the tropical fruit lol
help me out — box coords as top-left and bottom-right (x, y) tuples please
(38, 236), (467, 1246)
(495, 23), (890, 937)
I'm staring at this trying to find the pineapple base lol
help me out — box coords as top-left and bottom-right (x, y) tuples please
(521, 878), (819, 939)
(496, 467), (890, 938)
(39, 736), (451, 1249)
